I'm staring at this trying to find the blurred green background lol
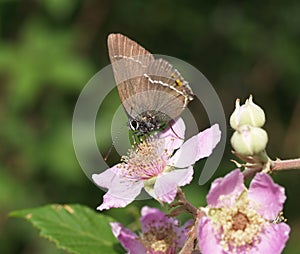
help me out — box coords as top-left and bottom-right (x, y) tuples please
(1, 1), (300, 253)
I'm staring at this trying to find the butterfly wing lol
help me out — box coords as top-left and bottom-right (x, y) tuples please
(107, 33), (154, 117)
(141, 58), (194, 120)
(107, 33), (194, 122)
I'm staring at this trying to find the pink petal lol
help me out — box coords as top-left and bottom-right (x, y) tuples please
(195, 124), (221, 158)
(93, 169), (144, 210)
(141, 206), (165, 218)
(206, 169), (245, 207)
(140, 206), (190, 249)
(158, 118), (186, 154)
(248, 173), (286, 220)
(170, 124), (221, 168)
(154, 166), (194, 203)
(251, 223), (290, 254)
(92, 165), (120, 189)
(197, 217), (225, 254)
(140, 206), (177, 232)
(110, 222), (146, 253)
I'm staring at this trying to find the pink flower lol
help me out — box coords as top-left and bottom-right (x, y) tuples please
(92, 118), (221, 210)
(198, 169), (290, 254)
(110, 206), (192, 254)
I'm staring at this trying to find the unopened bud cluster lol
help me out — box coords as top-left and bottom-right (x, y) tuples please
(230, 95), (268, 156)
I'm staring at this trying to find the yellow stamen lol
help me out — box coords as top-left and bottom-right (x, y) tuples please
(210, 191), (267, 252)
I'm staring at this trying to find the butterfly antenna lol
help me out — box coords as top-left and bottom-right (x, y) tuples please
(104, 144), (114, 161)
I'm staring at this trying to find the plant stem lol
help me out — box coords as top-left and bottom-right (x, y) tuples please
(175, 188), (198, 216)
(179, 210), (205, 254)
(243, 167), (261, 180)
(243, 157), (300, 179)
(271, 158), (300, 171)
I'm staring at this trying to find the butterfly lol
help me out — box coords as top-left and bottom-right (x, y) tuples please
(107, 33), (194, 137)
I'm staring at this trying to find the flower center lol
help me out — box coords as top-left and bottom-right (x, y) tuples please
(231, 212), (249, 231)
(118, 139), (169, 180)
(141, 221), (177, 253)
(211, 192), (267, 252)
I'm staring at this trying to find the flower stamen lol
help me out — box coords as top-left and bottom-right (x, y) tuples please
(141, 220), (178, 253)
(118, 139), (168, 180)
(212, 193), (266, 252)
(232, 212), (249, 231)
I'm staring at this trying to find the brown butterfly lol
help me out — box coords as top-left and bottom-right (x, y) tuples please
(107, 33), (194, 136)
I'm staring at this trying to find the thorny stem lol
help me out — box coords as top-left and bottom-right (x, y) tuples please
(243, 157), (300, 180)
(271, 158), (300, 171)
(179, 210), (206, 254)
(179, 224), (197, 254)
(170, 188), (198, 216)
(168, 189), (206, 254)
(243, 167), (261, 180)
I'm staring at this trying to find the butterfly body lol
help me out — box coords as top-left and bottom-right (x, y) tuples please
(129, 110), (169, 136)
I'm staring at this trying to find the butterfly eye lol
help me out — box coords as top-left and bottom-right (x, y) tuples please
(129, 119), (139, 131)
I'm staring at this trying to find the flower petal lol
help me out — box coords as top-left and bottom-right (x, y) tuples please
(92, 165), (120, 189)
(140, 206), (177, 232)
(93, 168), (143, 210)
(141, 206), (165, 219)
(197, 216), (225, 254)
(251, 223), (290, 254)
(206, 169), (245, 207)
(195, 124), (221, 159)
(248, 173), (286, 220)
(110, 222), (146, 253)
(140, 206), (191, 249)
(170, 124), (221, 168)
(159, 118), (186, 154)
(153, 166), (194, 203)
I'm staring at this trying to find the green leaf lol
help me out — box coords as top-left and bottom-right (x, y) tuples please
(9, 204), (120, 254)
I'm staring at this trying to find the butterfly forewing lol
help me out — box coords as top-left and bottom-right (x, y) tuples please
(107, 34), (155, 116)
(107, 34), (153, 85)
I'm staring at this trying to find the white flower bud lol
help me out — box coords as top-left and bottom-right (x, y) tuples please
(230, 95), (266, 130)
(231, 125), (268, 156)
